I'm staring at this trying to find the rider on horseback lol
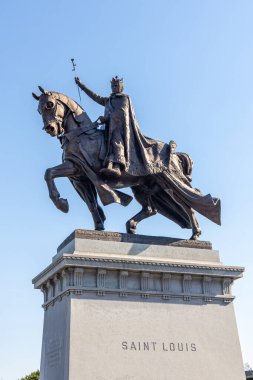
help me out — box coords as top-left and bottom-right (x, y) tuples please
(75, 76), (131, 177)
(75, 76), (169, 178)
(33, 85), (221, 238)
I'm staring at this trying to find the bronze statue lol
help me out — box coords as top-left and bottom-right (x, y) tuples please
(32, 78), (221, 239)
(75, 76), (170, 179)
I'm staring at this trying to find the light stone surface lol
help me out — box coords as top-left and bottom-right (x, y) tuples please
(40, 297), (70, 380)
(69, 298), (244, 380)
(53, 238), (220, 265)
(33, 230), (245, 380)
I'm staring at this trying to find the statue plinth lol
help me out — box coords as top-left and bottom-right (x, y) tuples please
(33, 230), (245, 380)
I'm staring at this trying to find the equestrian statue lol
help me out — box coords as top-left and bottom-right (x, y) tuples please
(32, 76), (221, 240)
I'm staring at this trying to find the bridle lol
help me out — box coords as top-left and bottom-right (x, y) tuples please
(40, 93), (98, 137)
(40, 97), (73, 137)
(54, 101), (72, 137)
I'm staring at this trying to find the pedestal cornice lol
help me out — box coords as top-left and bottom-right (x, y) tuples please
(33, 230), (244, 310)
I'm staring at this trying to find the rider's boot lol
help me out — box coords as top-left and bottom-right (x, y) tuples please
(100, 161), (121, 178)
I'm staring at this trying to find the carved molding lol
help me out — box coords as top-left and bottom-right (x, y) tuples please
(40, 285), (48, 303)
(119, 271), (128, 290)
(141, 272), (150, 291)
(97, 269), (106, 289)
(33, 255), (244, 288)
(74, 268), (84, 287)
(162, 273), (171, 292)
(183, 275), (192, 294)
(223, 278), (233, 295)
(61, 269), (68, 291)
(39, 264), (238, 310)
(65, 255), (243, 272)
(68, 268), (74, 287)
(42, 287), (235, 310)
(203, 276), (212, 295)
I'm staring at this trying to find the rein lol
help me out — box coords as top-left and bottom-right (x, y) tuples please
(56, 99), (98, 138)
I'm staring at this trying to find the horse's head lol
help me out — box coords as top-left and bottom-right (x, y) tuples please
(32, 86), (84, 137)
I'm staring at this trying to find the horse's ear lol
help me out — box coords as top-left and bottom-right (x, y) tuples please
(38, 85), (46, 94)
(32, 92), (40, 100)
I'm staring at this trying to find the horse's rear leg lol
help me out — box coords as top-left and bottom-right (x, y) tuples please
(170, 192), (201, 240)
(126, 186), (157, 234)
(189, 209), (201, 240)
(126, 206), (157, 234)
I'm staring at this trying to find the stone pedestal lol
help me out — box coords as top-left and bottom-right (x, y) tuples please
(33, 230), (245, 380)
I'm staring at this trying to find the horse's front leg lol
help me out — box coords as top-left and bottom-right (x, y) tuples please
(44, 161), (79, 213)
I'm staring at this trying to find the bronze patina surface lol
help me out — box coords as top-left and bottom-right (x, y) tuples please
(32, 77), (221, 240)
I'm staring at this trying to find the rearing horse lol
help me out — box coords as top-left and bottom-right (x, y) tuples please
(32, 86), (221, 239)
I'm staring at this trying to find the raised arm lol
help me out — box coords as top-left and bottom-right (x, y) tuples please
(75, 77), (108, 106)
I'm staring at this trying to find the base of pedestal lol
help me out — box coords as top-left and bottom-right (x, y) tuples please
(33, 230), (245, 380)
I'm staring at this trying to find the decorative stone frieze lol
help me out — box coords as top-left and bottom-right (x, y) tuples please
(97, 269), (106, 296)
(74, 268), (84, 287)
(35, 266), (242, 309)
(162, 273), (171, 292)
(97, 269), (106, 288)
(119, 270), (128, 297)
(68, 268), (74, 287)
(33, 230), (244, 310)
(61, 269), (68, 291)
(203, 276), (212, 294)
(40, 285), (48, 303)
(223, 278), (233, 295)
(46, 280), (54, 299)
(119, 270), (128, 289)
(141, 272), (150, 291)
(183, 275), (192, 293)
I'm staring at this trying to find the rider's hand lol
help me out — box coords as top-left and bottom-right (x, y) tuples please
(75, 76), (81, 86)
(98, 116), (108, 124)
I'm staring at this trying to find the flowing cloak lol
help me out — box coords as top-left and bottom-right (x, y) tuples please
(131, 152), (221, 227)
(61, 126), (221, 227)
(102, 94), (172, 176)
(61, 85), (221, 227)
(155, 169), (221, 226)
(77, 83), (171, 176)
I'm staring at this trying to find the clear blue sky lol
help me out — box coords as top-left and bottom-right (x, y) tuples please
(0, 1), (252, 378)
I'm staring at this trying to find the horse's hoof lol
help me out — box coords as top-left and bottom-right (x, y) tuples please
(95, 223), (105, 231)
(190, 229), (202, 240)
(56, 198), (69, 213)
(126, 220), (136, 234)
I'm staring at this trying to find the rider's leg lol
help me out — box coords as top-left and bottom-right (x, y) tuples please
(100, 121), (125, 178)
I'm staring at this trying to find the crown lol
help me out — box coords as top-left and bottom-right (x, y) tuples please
(111, 76), (123, 85)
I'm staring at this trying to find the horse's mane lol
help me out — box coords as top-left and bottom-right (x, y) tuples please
(51, 91), (84, 117)
(50, 91), (93, 126)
